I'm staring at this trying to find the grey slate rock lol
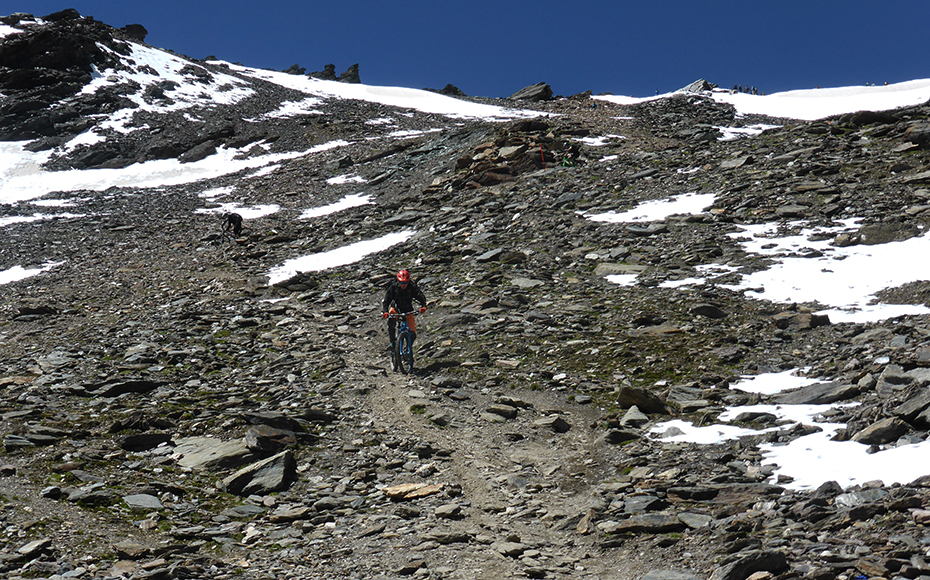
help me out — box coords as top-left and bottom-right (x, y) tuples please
(678, 512), (713, 529)
(852, 417), (909, 445)
(221, 504), (267, 519)
(338, 63), (360, 83)
(244, 424), (297, 454)
(690, 303), (728, 319)
(620, 405), (650, 428)
(617, 385), (668, 414)
(595, 262), (648, 277)
(509, 82), (553, 102)
(641, 571), (705, 580)
(893, 388), (930, 421)
(601, 513), (686, 534)
(486, 403), (518, 419)
(84, 378), (166, 398)
(534, 415), (571, 433)
(915, 406), (930, 429)
(602, 429), (642, 445)
(708, 550), (788, 580)
(17, 537), (52, 556)
(835, 488), (889, 508)
(475, 248), (507, 263)
(679, 79), (714, 93)
(625, 495), (667, 513)
(119, 432), (172, 451)
(811, 480), (843, 500)
(309, 63), (337, 80)
(626, 223), (669, 236)
(4, 434), (36, 450)
(220, 450), (297, 496)
(495, 541), (528, 557)
(242, 411), (303, 431)
(40, 486), (62, 499)
(123, 493), (164, 510)
(668, 487), (719, 501)
(174, 436), (252, 470)
(772, 381), (860, 405)
(720, 156), (752, 169)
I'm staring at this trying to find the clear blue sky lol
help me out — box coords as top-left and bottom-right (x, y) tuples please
(14, 1), (930, 98)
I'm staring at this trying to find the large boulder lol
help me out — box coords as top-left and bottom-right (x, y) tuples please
(282, 63), (306, 75)
(309, 64), (337, 80)
(892, 388), (930, 421)
(220, 450), (297, 496)
(773, 381), (860, 405)
(338, 63), (361, 83)
(904, 122), (930, 148)
(616, 385), (668, 414)
(173, 436), (252, 470)
(120, 24), (148, 42)
(851, 417), (909, 445)
(709, 550), (788, 580)
(438, 83), (466, 96)
(509, 82), (553, 101)
(679, 79), (716, 93)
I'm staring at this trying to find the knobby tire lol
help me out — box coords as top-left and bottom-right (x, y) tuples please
(397, 332), (414, 374)
(390, 341), (400, 372)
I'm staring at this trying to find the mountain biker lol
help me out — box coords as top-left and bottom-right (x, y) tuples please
(381, 269), (427, 350)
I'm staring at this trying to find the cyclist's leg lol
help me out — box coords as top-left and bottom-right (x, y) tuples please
(387, 317), (396, 345)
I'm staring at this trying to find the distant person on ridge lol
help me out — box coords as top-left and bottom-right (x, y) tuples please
(381, 269), (427, 350)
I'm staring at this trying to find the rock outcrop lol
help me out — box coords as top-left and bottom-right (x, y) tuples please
(509, 81), (553, 101)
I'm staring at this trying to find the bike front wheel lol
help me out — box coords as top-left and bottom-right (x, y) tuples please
(397, 332), (414, 374)
(390, 341), (400, 372)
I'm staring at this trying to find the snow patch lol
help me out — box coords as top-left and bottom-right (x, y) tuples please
(326, 174), (367, 185)
(299, 193), (373, 220)
(0, 261), (64, 285)
(267, 230), (414, 285)
(583, 192), (716, 223)
(0, 140), (350, 204)
(195, 203), (279, 219)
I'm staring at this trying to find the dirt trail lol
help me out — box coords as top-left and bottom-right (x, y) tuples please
(324, 313), (676, 578)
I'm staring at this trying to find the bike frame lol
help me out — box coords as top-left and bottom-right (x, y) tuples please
(387, 311), (418, 373)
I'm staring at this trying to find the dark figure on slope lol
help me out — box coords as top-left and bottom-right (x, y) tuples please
(222, 212), (243, 237)
(381, 269), (427, 349)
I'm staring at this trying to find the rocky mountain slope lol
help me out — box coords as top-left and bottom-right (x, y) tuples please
(3, 9), (930, 580)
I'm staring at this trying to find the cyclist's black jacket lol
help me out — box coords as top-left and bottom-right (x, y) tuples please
(382, 280), (426, 313)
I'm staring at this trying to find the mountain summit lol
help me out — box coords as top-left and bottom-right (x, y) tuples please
(3, 10), (930, 580)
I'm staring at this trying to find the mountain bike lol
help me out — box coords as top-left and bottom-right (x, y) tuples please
(387, 311), (419, 374)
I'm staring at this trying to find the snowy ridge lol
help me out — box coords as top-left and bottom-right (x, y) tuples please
(595, 77), (930, 121)
(221, 61), (539, 121)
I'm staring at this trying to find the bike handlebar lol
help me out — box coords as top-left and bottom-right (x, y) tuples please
(383, 310), (424, 319)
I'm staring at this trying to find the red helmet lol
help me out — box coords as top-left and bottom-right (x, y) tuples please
(396, 269), (410, 283)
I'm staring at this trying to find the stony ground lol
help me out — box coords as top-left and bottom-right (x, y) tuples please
(4, 15), (930, 579)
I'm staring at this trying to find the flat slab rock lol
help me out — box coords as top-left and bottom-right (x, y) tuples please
(641, 571), (705, 580)
(772, 381), (860, 405)
(122, 493), (163, 510)
(384, 483), (445, 500)
(598, 513), (687, 534)
(173, 436), (252, 470)
(220, 450), (296, 496)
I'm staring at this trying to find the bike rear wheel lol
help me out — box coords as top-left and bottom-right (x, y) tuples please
(397, 332), (414, 374)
